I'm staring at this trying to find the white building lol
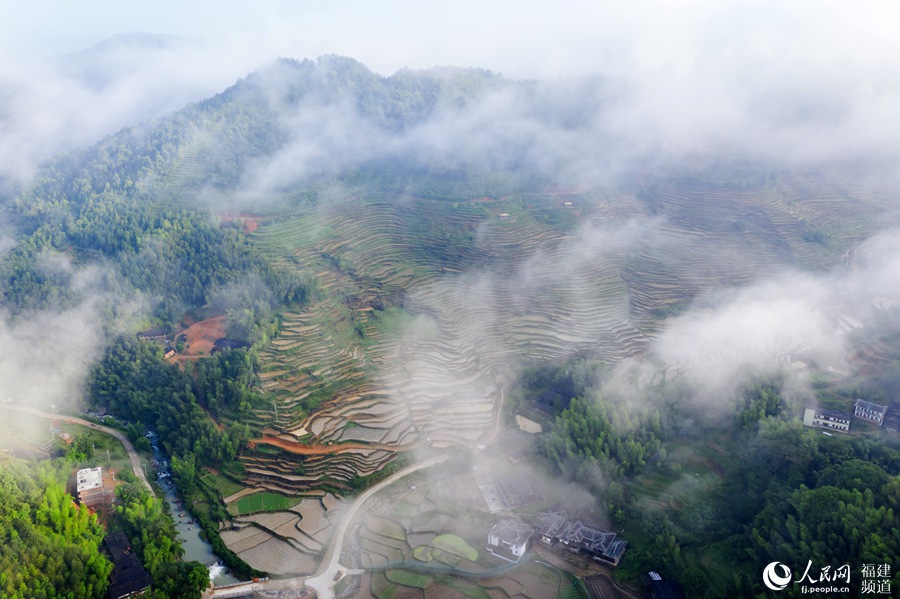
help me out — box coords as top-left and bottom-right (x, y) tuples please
(487, 518), (533, 561)
(854, 399), (888, 426)
(76, 467), (106, 507)
(803, 408), (851, 433)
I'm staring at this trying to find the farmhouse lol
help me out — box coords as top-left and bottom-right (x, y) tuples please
(853, 399), (888, 426)
(76, 466), (108, 508)
(645, 572), (686, 599)
(498, 213), (511, 221)
(105, 531), (153, 599)
(486, 518), (533, 562)
(803, 408), (851, 432)
(136, 328), (168, 342)
(537, 510), (567, 545)
(535, 510), (627, 566)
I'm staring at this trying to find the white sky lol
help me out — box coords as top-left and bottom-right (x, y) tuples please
(3, 0), (622, 77)
(0, 1), (899, 183)
(1, 0), (894, 79)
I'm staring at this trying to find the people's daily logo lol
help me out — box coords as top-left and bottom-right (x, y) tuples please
(762, 561), (890, 594)
(763, 562), (792, 591)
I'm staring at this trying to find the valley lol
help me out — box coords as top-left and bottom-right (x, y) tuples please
(2, 51), (899, 599)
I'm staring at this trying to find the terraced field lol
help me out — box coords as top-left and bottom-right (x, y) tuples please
(219, 493), (344, 575)
(234, 177), (881, 497)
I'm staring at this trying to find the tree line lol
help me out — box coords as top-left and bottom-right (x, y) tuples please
(513, 359), (900, 597)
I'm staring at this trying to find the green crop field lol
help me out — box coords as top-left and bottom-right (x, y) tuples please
(432, 534), (479, 561)
(201, 472), (245, 498)
(233, 491), (298, 515)
(385, 569), (432, 588)
(412, 546), (433, 561)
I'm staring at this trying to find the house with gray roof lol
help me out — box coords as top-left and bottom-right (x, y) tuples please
(803, 407), (851, 432)
(486, 518), (533, 562)
(854, 399), (888, 426)
(535, 510), (627, 566)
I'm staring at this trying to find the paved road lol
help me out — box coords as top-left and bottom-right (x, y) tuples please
(0, 404), (155, 497)
(207, 383), (502, 598)
(204, 454), (448, 598)
(304, 453), (449, 599)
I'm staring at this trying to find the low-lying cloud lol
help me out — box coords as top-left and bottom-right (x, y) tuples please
(0, 250), (146, 410)
(653, 273), (843, 400)
(2, 1), (899, 194)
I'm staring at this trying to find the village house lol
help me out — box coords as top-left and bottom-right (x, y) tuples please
(135, 328), (168, 343)
(645, 572), (686, 599)
(535, 510), (627, 566)
(76, 466), (108, 508)
(803, 408), (852, 433)
(853, 399), (888, 426)
(486, 518), (533, 562)
(105, 531), (153, 599)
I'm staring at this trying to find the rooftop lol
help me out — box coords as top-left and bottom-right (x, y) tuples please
(490, 518), (533, 546)
(105, 532), (153, 599)
(536, 510), (568, 538)
(854, 399), (888, 414)
(536, 510), (626, 564)
(815, 408), (852, 420)
(76, 467), (102, 493)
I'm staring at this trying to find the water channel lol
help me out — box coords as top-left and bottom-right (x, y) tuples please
(148, 432), (240, 586)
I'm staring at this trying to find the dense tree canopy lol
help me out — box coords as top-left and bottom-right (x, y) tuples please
(515, 361), (900, 598)
(114, 483), (209, 599)
(0, 459), (111, 599)
(89, 338), (253, 467)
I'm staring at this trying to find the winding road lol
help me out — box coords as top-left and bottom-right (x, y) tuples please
(207, 453), (448, 598)
(209, 383), (506, 597)
(0, 404), (155, 497)
(303, 453), (449, 599)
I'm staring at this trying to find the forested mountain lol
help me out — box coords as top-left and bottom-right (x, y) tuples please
(0, 56), (519, 319)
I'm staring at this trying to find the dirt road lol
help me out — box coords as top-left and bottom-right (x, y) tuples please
(0, 404), (155, 497)
(249, 435), (421, 455)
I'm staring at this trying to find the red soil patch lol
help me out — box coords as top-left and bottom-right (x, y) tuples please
(178, 315), (227, 358)
(249, 435), (418, 456)
(220, 211), (261, 234)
